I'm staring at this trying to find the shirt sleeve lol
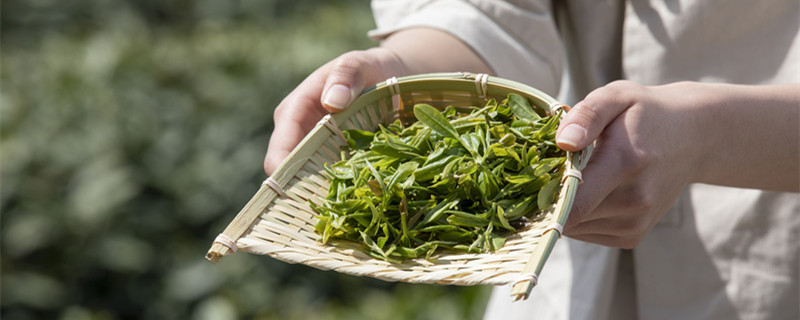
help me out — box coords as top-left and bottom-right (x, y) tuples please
(368, 0), (564, 97)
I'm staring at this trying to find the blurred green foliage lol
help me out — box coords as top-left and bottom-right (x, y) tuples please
(1, 1), (491, 319)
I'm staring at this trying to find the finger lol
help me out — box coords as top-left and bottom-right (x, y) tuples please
(565, 207), (654, 249)
(563, 139), (624, 229)
(565, 196), (651, 249)
(573, 182), (653, 223)
(264, 82), (329, 175)
(265, 48), (405, 175)
(564, 114), (648, 229)
(320, 48), (405, 112)
(565, 211), (649, 237)
(556, 81), (641, 151)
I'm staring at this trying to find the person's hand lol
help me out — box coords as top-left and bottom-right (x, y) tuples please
(263, 48), (406, 175)
(264, 28), (493, 176)
(555, 81), (703, 248)
(556, 81), (799, 248)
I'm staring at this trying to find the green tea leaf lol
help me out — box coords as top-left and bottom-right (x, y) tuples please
(414, 155), (456, 182)
(446, 211), (490, 227)
(419, 196), (459, 227)
(312, 93), (568, 261)
(413, 104), (459, 140)
(386, 162), (419, 193)
(507, 93), (540, 121)
(494, 205), (515, 231)
(487, 233), (507, 251)
(502, 195), (537, 220)
(343, 129), (375, 150)
(537, 178), (561, 211)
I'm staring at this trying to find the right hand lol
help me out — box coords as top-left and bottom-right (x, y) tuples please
(263, 27), (493, 175)
(263, 48), (407, 175)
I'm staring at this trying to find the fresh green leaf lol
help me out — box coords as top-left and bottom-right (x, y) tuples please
(506, 93), (540, 121)
(311, 94), (568, 261)
(343, 129), (375, 150)
(413, 104), (459, 140)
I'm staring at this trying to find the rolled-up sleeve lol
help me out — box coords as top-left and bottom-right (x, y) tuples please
(368, 0), (564, 96)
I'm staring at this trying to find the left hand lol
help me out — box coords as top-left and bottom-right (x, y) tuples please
(556, 80), (708, 248)
(557, 80), (799, 248)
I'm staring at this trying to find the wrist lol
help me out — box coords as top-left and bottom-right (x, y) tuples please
(366, 47), (411, 79)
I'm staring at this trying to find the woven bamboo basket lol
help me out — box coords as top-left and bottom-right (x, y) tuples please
(206, 72), (592, 301)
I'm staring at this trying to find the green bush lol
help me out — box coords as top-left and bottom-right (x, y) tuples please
(1, 1), (491, 319)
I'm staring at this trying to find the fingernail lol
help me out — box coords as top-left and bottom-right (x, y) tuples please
(323, 84), (351, 110)
(557, 124), (587, 148)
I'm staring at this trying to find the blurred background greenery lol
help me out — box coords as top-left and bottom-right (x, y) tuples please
(1, 1), (492, 319)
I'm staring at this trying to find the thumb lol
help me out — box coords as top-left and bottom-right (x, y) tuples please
(556, 81), (638, 151)
(320, 48), (405, 113)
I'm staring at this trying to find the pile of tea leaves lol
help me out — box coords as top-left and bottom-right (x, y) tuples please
(310, 94), (566, 262)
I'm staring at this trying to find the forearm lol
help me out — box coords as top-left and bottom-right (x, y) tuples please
(379, 27), (493, 77)
(691, 83), (799, 191)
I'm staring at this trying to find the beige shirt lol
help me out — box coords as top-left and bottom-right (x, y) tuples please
(369, 1), (800, 319)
